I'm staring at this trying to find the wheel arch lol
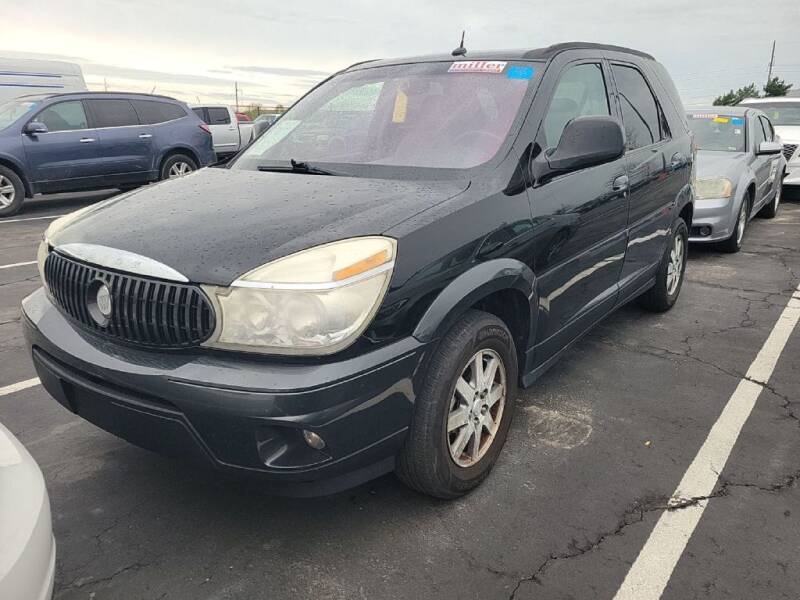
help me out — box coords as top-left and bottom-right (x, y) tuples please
(0, 155), (33, 197)
(412, 258), (537, 377)
(158, 146), (200, 174)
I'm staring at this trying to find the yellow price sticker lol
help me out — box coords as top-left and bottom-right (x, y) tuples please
(713, 117), (729, 123)
(392, 91), (408, 123)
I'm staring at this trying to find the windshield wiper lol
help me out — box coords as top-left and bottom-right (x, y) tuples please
(257, 159), (340, 176)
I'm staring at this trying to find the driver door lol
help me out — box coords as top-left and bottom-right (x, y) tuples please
(528, 59), (629, 364)
(22, 100), (102, 192)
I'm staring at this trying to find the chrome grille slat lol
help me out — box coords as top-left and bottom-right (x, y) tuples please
(44, 251), (215, 349)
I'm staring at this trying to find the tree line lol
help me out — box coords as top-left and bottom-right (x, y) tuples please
(713, 76), (794, 106)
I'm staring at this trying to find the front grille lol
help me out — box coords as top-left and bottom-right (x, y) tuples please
(783, 143), (798, 162)
(44, 251), (215, 348)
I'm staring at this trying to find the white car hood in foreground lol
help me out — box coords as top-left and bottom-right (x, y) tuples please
(0, 423), (55, 600)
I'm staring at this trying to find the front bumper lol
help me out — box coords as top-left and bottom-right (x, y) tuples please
(22, 288), (428, 496)
(688, 197), (737, 243)
(0, 424), (55, 600)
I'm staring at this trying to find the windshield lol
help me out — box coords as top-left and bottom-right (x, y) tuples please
(743, 102), (800, 126)
(688, 113), (746, 152)
(0, 98), (43, 131)
(234, 61), (542, 173)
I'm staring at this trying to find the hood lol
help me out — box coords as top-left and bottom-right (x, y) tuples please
(696, 150), (749, 181)
(775, 125), (800, 144)
(48, 167), (469, 285)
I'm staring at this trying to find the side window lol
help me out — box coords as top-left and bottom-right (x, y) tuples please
(611, 65), (663, 151)
(36, 101), (88, 132)
(759, 116), (774, 141)
(192, 107), (207, 122)
(752, 116), (767, 150)
(86, 99), (140, 128)
(132, 100), (185, 124)
(206, 107), (230, 125)
(542, 63), (610, 147)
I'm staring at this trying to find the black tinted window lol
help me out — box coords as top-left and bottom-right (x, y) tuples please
(542, 63), (610, 147)
(87, 99), (140, 127)
(192, 107), (206, 122)
(206, 107), (230, 125)
(37, 101), (88, 132)
(611, 65), (662, 150)
(131, 100), (185, 124)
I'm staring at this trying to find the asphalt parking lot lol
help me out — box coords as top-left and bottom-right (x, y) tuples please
(1, 192), (799, 600)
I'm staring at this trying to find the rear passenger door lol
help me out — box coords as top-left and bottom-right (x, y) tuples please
(529, 59), (629, 362)
(610, 62), (677, 298)
(86, 98), (154, 177)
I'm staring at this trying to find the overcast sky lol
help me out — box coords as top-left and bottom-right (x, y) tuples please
(3, 0), (799, 107)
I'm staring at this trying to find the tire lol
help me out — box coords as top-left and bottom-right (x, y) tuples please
(396, 310), (518, 499)
(759, 176), (782, 219)
(160, 154), (198, 180)
(638, 217), (688, 313)
(0, 166), (25, 218)
(718, 195), (749, 253)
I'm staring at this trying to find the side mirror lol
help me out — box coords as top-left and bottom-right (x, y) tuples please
(532, 116), (625, 183)
(24, 121), (48, 135)
(757, 141), (782, 155)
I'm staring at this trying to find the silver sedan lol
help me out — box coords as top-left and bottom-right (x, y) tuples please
(688, 107), (786, 252)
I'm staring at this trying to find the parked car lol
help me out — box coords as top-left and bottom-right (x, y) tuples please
(0, 57), (87, 104)
(24, 42), (693, 498)
(253, 113), (279, 136)
(0, 91), (216, 217)
(688, 107), (785, 252)
(0, 422), (55, 600)
(191, 104), (254, 157)
(739, 97), (800, 194)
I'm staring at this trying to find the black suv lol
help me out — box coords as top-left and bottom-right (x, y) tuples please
(23, 42), (693, 498)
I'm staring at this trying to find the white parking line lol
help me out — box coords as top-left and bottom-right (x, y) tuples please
(0, 260), (36, 270)
(0, 214), (65, 224)
(0, 378), (40, 397)
(614, 284), (800, 600)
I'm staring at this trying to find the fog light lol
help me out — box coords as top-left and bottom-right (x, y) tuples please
(302, 429), (326, 450)
(700, 226), (711, 237)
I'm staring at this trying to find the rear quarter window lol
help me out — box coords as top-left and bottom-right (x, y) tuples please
(132, 100), (186, 124)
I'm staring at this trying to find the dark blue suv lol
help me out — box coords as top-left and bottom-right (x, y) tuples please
(0, 92), (216, 216)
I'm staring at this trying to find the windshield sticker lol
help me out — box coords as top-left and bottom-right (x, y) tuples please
(691, 113), (716, 119)
(713, 116), (729, 123)
(507, 65), (535, 80)
(392, 90), (408, 123)
(448, 61), (507, 74)
(730, 117), (744, 125)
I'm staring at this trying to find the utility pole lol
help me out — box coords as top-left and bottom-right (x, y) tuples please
(235, 81), (239, 112)
(766, 40), (776, 88)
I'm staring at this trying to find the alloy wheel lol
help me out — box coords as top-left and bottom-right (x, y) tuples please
(736, 201), (747, 245)
(0, 175), (15, 209)
(168, 162), (193, 178)
(447, 349), (506, 467)
(666, 232), (685, 296)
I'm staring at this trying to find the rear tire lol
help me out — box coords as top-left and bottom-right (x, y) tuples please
(718, 195), (749, 253)
(396, 310), (518, 499)
(759, 177), (782, 219)
(160, 154), (197, 180)
(0, 166), (25, 218)
(638, 217), (688, 313)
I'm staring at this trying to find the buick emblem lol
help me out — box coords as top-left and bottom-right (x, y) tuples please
(87, 280), (113, 326)
(96, 284), (112, 318)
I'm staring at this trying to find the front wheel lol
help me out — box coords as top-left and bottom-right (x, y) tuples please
(638, 217), (688, 313)
(396, 310), (518, 499)
(0, 166), (25, 218)
(718, 197), (748, 253)
(160, 154), (198, 180)
(759, 177), (782, 219)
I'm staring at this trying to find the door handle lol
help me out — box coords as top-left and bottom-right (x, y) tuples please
(138, 133), (152, 139)
(612, 175), (629, 192)
(79, 137), (96, 143)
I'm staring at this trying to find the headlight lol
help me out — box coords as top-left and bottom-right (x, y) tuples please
(695, 177), (733, 200)
(36, 237), (49, 290)
(204, 237), (396, 355)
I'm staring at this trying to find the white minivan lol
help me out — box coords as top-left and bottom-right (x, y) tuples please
(0, 57), (87, 104)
